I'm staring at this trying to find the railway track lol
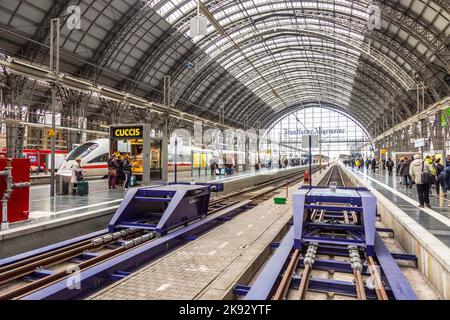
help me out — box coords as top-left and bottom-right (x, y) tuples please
(0, 165), (325, 300)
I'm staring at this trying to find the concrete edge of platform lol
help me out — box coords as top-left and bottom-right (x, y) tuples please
(0, 205), (117, 241)
(196, 168), (330, 300)
(344, 165), (450, 299)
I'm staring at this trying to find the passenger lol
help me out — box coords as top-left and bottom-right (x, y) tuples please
(371, 158), (377, 173)
(115, 155), (124, 186)
(386, 157), (394, 177)
(122, 154), (132, 191)
(365, 159), (370, 171)
(409, 154), (434, 208)
(355, 159), (360, 170)
(443, 161), (450, 198)
(284, 158), (289, 168)
(71, 157), (83, 195)
(107, 154), (119, 189)
(400, 157), (412, 188)
(397, 158), (404, 176)
(382, 159), (386, 171)
(425, 155), (436, 196)
(435, 159), (445, 196)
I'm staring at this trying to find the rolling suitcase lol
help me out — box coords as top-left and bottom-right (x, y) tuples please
(77, 181), (89, 196)
(129, 175), (137, 187)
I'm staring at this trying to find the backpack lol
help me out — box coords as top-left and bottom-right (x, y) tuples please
(421, 161), (435, 185)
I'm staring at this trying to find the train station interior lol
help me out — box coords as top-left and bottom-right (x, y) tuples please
(0, 0), (450, 306)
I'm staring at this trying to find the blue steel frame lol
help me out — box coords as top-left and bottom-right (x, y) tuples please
(0, 229), (107, 267)
(245, 186), (416, 300)
(293, 186), (376, 255)
(108, 184), (212, 235)
(20, 200), (252, 300)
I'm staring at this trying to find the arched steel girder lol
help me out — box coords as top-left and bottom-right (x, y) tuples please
(168, 11), (418, 100)
(262, 101), (373, 140)
(195, 48), (411, 119)
(20, 0), (73, 61)
(239, 70), (388, 116)
(233, 59), (397, 108)
(174, 40), (405, 119)
(222, 64), (399, 122)
(234, 83), (381, 126)
(174, 0), (447, 77)
(77, 2), (155, 77)
(193, 6), (449, 74)
(227, 78), (385, 128)
(228, 82), (377, 128)
(211, 27), (414, 89)
(175, 32), (412, 113)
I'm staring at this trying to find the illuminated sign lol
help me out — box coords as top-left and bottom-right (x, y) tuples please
(111, 126), (144, 139)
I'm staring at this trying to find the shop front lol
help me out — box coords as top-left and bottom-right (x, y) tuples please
(110, 124), (167, 184)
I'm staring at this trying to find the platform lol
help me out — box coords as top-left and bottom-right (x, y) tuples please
(346, 166), (450, 298)
(0, 166), (310, 258)
(348, 167), (450, 247)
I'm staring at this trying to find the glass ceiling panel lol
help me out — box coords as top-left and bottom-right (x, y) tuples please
(146, 0), (415, 120)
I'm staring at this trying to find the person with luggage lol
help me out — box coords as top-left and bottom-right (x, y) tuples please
(400, 157), (412, 188)
(122, 154), (132, 191)
(107, 154), (119, 189)
(371, 157), (377, 173)
(409, 154), (434, 208)
(443, 161), (450, 199)
(71, 157), (83, 195)
(365, 159), (370, 172)
(386, 157), (394, 177)
(435, 159), (445, 196)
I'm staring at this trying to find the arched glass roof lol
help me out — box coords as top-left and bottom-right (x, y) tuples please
(0, 0), (449, 136)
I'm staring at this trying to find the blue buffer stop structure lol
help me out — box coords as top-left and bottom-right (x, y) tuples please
(109, 183), (222, 236)
(244, 186), (417, 300)
(293, 186), (377, 255)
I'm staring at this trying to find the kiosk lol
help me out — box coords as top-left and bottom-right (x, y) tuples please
(110, 124), (167, 184)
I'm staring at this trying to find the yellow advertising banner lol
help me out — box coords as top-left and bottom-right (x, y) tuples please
(193, 153), (200, 168)
(201, 153), (207, 168)
(380, 148), (388, 156)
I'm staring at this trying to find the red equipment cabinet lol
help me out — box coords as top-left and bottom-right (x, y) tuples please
(0, 158), (30, 223)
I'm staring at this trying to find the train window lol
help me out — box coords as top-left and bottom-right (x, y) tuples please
(88, 153), (109, 163)
(66, 142), (98, 161)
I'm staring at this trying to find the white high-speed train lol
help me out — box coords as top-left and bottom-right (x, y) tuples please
(58, 139), (110, 177)
(57, 138), (242, 177)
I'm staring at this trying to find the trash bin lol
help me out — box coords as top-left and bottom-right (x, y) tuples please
(56, 173), (71, 195)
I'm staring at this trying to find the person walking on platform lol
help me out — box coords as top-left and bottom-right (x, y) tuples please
(443, 162), (450, 198)
(400, 157), (412, 188)
(425, 155), (436, 196)
(365, 159), (370, 171)
(122, 154), (132, 191)
(107, 154), (119, 189)
(435, 159), (445, 197)
(71, 158), (83, 195)
(371, 157), (377, 173)
(386, 157), (394, 176)
(397, 158), (404, 177)
(410, 154), (434, 208)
